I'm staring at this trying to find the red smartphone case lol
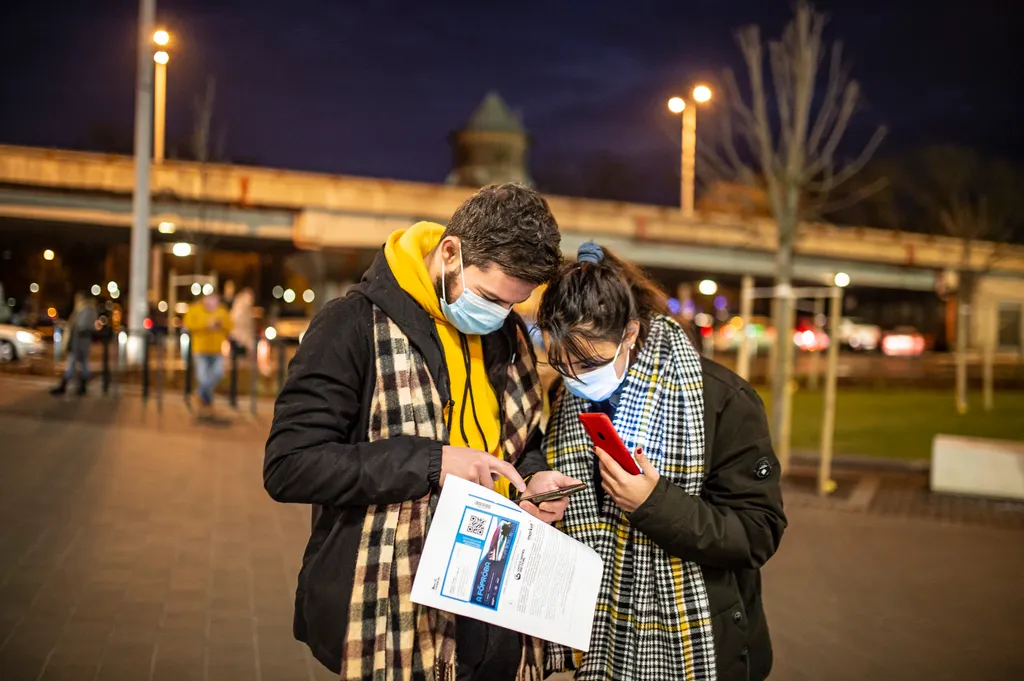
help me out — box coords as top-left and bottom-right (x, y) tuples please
(578, 413), (642, 475)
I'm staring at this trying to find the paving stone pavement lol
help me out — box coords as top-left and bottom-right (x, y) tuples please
(1, 376), (1022, 681)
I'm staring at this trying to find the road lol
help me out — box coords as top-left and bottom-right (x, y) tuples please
(0, 376), (1022, 681)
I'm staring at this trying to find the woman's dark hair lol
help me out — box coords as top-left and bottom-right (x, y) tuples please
(536, 244), (669, 377)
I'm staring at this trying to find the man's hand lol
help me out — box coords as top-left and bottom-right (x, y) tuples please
(518, 470), (582, 524)
(441, 446), (526, 494)
(595, 446), (660, 513)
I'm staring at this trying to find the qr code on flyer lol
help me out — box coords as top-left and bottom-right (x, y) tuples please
(461, 513), (489, 539)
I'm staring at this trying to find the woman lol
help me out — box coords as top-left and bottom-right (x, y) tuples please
(538, 242), (786, 681)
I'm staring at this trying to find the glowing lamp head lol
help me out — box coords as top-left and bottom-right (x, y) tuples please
(154, 51), (169, 65)
(153, 30), (169, 46)
(834, 272), (851, 288)
(668, 97), (686, 114)
(693, 85), (712, 103)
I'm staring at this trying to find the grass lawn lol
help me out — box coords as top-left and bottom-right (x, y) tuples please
(757, 389), (1024, 461)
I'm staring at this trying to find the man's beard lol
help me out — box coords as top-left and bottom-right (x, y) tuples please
(434, 266), (457, 306)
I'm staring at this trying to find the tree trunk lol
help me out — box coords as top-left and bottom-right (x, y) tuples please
(955, 292), (969, 415)
(770, 213), (797, 471)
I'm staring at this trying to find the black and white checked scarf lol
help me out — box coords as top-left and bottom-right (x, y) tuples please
(341, 304), (545, 681)
(544, 315), (716, 681)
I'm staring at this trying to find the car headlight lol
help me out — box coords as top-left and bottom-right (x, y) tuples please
(15, 330), (40, 344)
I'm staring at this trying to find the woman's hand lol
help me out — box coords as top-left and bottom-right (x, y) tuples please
(518, 470), (581, 524)
(595, 446), (660, 513)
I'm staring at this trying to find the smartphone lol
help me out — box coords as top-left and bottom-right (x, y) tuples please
(516, 482), (587, 505)
(578, 413), (642, 475)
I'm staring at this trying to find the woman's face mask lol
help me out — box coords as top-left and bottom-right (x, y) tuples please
(440, 246), (510, 336)
(562, 339), (628, 402)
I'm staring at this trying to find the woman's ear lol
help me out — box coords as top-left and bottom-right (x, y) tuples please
(625, 320), (641, 349)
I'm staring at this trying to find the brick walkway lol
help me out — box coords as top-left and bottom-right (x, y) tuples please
(1, 376), (1022, 681)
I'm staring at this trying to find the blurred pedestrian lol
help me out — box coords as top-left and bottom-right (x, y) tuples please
(264, 184), (570, 680)
(536, 242), (787, 681)
(183, 292), (232, 416)
(50, 291), (97, 396)
(229, 287), (255, 356)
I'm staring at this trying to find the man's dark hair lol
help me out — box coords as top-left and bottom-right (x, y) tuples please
(443, 183), (561, 285)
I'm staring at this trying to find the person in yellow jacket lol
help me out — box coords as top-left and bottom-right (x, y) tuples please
(183, 292), (232, 412)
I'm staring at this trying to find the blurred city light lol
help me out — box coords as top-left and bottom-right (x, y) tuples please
(175, 302), (189, 314)
(158, 221), (176, 234)
(265, 326), (278, 340)
(47, 307), (57, 318)
(693, 85), (713, 103)
(43, 249), (55, 261)
(713, 295), (727, 310)
(171, 242), (192, 257)
(153, 29), (169, 46)
(202, 283), (214, 296)
(107, 281), (118, 294)
(302, 289), (315, 303)
(157, 301), (168, 312)
(283, 288), (296, 303)
(698, 279), (718, 296)
(29, 283), (40, 293)
(191, 282), (202, 296)
(110, 289), (120, 299)
(694, 312), (712, 327)
(91, 284), (101, 296)
(834, 272), (851, 288)
(154, 51), (169, 65)
(272, 286), (284, 299)
(668, 97), (686, 114)
(667, 297), (681, 315)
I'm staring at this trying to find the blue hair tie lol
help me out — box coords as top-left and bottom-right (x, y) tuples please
(577, 241), (604, 264)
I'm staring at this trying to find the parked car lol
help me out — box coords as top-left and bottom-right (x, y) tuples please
(0, 324), (44, 362)
(882, 326), (926, 357)
(793, 318), (829, 352)
(714, 315), (776, 353)
(838, 317), (881, 352)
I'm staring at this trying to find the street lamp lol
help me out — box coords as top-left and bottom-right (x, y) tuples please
(152, 29), (170, 165)
(43, 249), (54, 261)
(667, 84), (713, 218)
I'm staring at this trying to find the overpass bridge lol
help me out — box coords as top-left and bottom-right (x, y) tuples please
(2, 144), (1023, 298)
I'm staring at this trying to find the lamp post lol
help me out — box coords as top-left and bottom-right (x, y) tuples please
(153, 29), (169, 164)
(668, 84), (713, 218)
(127, 0), (156, 365)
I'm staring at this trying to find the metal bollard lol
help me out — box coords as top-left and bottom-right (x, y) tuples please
(276, 339), (286, 394)
(184, 331), (193, 403)
(102, 334), (111, 396)
(142, 331), (151, 401)
(229, 342), (239, 409)
(249, 329), (259, 416)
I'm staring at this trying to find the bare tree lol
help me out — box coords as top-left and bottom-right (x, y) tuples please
(188, 76), (219, 278)
(700, 2), (886, 465)
(881, 147), (1022, 413)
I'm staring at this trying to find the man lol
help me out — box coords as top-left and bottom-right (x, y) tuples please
(50, 291), (97, 396)
(265, 184), (575, 681)
(183, 292), (232, 415)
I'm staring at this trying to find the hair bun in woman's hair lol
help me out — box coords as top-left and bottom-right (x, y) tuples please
(577, 241), (604, 264)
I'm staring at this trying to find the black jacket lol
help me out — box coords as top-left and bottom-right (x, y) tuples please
(626, 358), (787, 681)
(263, 253), (550, 673)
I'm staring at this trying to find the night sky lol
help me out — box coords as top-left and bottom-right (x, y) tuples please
(1, 0), (1021, 205)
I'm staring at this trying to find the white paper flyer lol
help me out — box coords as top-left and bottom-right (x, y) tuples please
(410, 476), (603, 652)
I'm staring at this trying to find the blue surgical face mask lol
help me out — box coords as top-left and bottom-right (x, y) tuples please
(440, 246), (510, 335)
(563, 341), (627, 402)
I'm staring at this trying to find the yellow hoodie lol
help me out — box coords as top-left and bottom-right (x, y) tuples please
(384, 222), (508, 497)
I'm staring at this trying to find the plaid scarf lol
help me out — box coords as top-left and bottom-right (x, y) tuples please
(544, 316), (717, 681)
(340, 304), (546, 681)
